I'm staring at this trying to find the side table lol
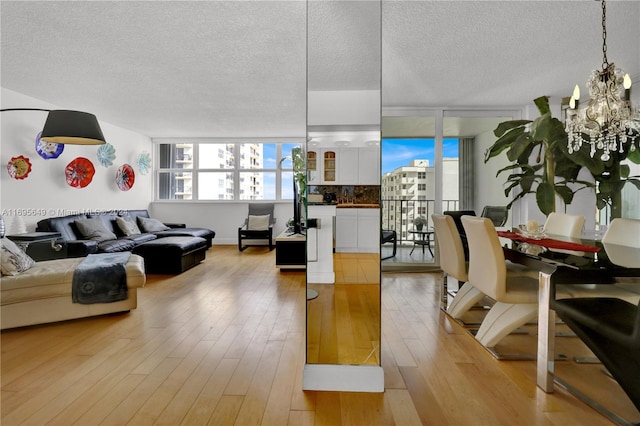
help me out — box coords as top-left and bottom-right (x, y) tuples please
(408, 229), (435, 257)
(7, 232), (63, 252)
(275, 229), (306, 269)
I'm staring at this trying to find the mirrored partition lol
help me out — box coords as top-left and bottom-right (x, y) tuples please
(303, 0), (383, 392)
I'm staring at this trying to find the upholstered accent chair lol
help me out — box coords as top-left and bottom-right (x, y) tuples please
(432, 214), (483, 319)
(480, 205), (508, 227)
(238, 203), (276, 251)
(443, 210), (476, 260)
(381, 230), (397, 260)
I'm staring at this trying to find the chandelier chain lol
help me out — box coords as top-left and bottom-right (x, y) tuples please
(601, 0), (608, 69)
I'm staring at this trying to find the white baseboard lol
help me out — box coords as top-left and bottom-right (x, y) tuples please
(302, 364), (384, 392)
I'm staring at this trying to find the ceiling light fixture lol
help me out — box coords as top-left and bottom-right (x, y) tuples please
(565, 0), (639, 161)
(0, 108), (106, 145)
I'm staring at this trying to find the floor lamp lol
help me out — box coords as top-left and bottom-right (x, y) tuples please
(1, 108), (106, 145)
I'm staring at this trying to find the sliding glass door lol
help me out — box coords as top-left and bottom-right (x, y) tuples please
(381, 110), (520, 271)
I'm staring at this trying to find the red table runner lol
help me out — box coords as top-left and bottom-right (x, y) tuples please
(497, 231), (601, 253)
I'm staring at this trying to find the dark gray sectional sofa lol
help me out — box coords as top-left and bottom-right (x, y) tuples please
(32, 209), (215, 274)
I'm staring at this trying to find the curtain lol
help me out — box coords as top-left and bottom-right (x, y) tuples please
(459, 137), (474, 210)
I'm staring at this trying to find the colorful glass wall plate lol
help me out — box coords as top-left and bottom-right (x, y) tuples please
(7, 155), (33, 180)
(96, 143), (116, 167)
(65, 157), (95, 188)
(116, 164), (135, 191)
(35, 132), (64, 159)
(137, 151), (151, 175)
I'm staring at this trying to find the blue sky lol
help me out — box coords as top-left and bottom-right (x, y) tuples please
(381, 138), (458, 174)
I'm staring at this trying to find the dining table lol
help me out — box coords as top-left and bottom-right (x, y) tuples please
(497, 230), (640, 393)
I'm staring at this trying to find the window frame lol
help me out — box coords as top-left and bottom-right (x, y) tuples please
(153, 138), (304, 202)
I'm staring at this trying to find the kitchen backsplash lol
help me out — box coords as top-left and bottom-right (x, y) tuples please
(309, 185), (380, 205)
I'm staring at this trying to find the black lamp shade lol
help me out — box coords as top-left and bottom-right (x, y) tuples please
(40, 110), (106, 145)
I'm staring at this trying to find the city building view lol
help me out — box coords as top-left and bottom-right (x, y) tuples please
(157, 143), (298, 201)
(381, 138), (460, 243)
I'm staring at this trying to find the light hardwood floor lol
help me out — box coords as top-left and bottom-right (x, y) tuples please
(0, 246), (629, 425)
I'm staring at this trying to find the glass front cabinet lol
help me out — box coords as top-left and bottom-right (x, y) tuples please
(307, 149), (337, 184)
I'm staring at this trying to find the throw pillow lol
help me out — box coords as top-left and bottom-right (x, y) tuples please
(247, 214), (270, 231)
(75, 217), (118, 242)
(138, 216), (170, 232)
(116, 216), (141, 236)
(1, 237), (35, 276)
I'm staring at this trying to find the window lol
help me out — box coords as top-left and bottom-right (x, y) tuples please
(155, 141), (302, 201)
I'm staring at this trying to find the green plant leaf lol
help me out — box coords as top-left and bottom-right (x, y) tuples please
(621, 164), (630, 179)
(555, 185), (574, 205)
(485, 126), (527, 161)
(506, 133), (533, 162)
(536, 182), (555, 215)
(533, 96), (551, 115)
(627, 146), (640, 163)
(493, 120), (531, 138)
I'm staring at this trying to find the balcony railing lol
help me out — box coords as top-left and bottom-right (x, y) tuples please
(381, 198), (460, 244)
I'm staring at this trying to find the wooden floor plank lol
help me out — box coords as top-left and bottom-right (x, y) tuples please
(0, 246), (633, 426)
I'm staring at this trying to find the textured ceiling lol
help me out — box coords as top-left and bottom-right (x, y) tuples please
(2, 1), (639, 139)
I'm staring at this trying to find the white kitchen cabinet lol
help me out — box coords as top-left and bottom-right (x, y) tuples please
(358, 147), (380, 185)
(322, 149), (337, 183)
(335, 208), (380, 253)
(307, 150), (318, 184)
(335, 209), (358, 251)
(338, 148), (358, 185)
(308, 149), (338, 184)
(357, 209), (380, 252)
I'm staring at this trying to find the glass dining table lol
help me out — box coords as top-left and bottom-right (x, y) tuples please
(498, 231), (640, 393)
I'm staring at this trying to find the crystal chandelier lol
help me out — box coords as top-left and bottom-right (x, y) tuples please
(566, 0), (640, 161)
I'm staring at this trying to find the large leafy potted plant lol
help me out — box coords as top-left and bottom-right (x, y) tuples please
(282, 145), (306, 202)
(557, 126), (640, 219)
(485, 96), (591, 215)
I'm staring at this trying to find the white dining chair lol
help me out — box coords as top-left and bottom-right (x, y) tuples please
(559, 218), (640, 303)
(543, 212), (585, 238)
(597, 218), (640, 299)
(461, 216), (542, 349)
(432, 214), (484, 321)
(602, 218), (640, 246)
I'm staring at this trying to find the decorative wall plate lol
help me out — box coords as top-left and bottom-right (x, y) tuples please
(96, 143), (116, 167)
(65, 157), (95, 188)
(7, 155), (33, 180)
(35, 132), (64, 159)
(116, 164), (135, 191)
(137, 151), (151, 175)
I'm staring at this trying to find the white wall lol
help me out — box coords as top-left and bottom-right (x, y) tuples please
(149, 201), (295, 246)
(308, 90), (380, 126)
(474, 128), (514, 225)
(1, 88), (153, 232)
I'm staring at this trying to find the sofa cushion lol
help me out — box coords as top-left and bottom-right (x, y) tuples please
(153, 228), (216, 247)
(75, 218), (118, 242)
(116, 216), (141, 236)
(37, 214), (87, 241)
(138, 216), (170, 232)
(97, 239), (136, 253)
(1, 238), (35, 276)
(123, 233), (157, 244)
(248, 214), (270, 231)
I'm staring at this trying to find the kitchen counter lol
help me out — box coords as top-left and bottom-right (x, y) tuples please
(336, 203), (380, 208)
(308, 202), (338, 206)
